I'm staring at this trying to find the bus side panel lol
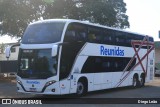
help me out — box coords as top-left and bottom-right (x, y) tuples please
(93, 73), (112, 90)
(59, 79), (70, 95)
(111, 72), (129, 87)
(146, 51), (155, 83)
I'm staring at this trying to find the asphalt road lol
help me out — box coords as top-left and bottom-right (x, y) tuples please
(0, 77), (160, 107)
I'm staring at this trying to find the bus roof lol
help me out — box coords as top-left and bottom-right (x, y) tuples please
(30, 19), (153, 39)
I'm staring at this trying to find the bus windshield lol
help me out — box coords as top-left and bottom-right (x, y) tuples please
(22, 22), (65, 44)
(17, 49), (58, 79)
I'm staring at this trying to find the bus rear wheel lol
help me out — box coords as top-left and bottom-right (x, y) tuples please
(77, 81), (87, 96)
(139, 76), (145, 87)
(132, 76), (139, 88)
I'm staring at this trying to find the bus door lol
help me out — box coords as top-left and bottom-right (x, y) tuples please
(59, 73), (77, 94)
(59, 44), (77, 94)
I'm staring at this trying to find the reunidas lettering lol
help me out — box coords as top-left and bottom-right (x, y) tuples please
(100, 46), (124, 56)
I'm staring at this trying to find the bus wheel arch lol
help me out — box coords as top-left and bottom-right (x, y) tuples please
(132, 73), (139, 88)
(76, 77), (88, 96)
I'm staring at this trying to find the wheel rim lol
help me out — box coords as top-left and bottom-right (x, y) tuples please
(133, 78), (137, 87)
(77, 82), (84, 95)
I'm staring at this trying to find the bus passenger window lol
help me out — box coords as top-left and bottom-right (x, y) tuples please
(79, 32), (87, 42)
(103, 30), (115, 45)
(102, 62), (110, 72)
(88, 34), (96, 42)
(104, 36), (112, 43)
(65, 31), (76, 42)
(95, 58), (102, 72)
(115, 62), (118, 68)
(64, 23), (87, 43)
(116, 37), (119, 42)
(76, 32), (87, 42)
(88, 26), (103, 43)
(95, 35), (102, 43)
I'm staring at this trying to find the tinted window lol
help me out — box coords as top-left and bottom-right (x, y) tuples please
(60, 44), (82, 80)
(102, 29), (115, 45)
(88, 26), (103, 43)
(127, 58), (136, 71)
(60, 45), (72, 80)
(81, 57), (136, 73)
(114, 31), (126, 46)
(64, 23), (153, 48)
(22, 22), (65, 44)
(64, 23), (87, 42)
(17, 49), (58, 79)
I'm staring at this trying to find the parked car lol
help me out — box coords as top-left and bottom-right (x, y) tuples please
(155, 67), (160, 76)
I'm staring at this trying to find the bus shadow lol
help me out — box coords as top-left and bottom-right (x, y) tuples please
(85, 86), (142, 97)
(32, 75), (160, 99)
(22, 85), (160, 103)
(33, 86), (148, 98)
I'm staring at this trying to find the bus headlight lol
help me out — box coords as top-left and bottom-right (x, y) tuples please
(44, 80), (56, 87)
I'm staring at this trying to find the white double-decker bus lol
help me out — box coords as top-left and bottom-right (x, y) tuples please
(6, 19), (154, 95)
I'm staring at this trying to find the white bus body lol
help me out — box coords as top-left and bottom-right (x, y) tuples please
(14, 19), (154, 95)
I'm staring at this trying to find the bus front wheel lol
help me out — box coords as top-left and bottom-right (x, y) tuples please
(76, 80), (87, 96)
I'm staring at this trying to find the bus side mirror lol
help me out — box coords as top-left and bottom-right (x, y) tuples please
(5, 46), (11, 59)
(52, 45), (58, 57)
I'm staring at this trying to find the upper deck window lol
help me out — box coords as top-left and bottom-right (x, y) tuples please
(22, 22), (65, 44)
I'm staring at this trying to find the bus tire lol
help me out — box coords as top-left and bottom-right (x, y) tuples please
(132, 76), (139, 88)
(76, 80), (87, 96)
(139, 75), (145, 87)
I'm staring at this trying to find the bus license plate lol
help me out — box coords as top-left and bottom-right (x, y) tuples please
(29, 88), (37, 92)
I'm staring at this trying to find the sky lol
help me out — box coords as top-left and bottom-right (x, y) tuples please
(0, 0), (160, 43)
(124, 0), (160, 41)
(0, 35), (18, 44)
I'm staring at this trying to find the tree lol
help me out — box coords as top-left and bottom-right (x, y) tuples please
(0, 0), (45, 38)
(0, 0), (129, 38)
(44, 0), (129, 29)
